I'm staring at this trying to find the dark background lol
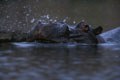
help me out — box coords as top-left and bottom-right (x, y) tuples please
(0, 0), (120, 32)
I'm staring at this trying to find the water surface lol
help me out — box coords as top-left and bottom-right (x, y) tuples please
(0, 0), (120, 80)
(0, 42), (120, 80)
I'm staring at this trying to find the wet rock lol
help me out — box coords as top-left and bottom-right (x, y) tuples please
(100, 27), (120, 43)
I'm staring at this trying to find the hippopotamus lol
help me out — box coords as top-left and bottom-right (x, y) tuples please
(27, 21), (104, 44)
(27, 21), (70, 42)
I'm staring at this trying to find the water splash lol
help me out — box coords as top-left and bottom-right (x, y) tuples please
(38, 14), (55, 24)
(41, 14), (50, 19)
(62, 17), (68, 22)
(38, 15), (70, 24)
(30, 18), (35, 23)
(73, 21), (76, 24)
(6, 15), (10, 19)
(46, 14), (50, 19)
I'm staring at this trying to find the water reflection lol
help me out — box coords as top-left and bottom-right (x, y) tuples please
(0, 43), (120, 80)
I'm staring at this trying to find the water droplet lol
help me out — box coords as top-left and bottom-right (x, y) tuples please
(23, 6), (26, 8)
(63, 17), (68, 22)
(50, 19), (53, 22)
(81, 19), (85, 22)
(63, 19), (66, 22)
(55, 17), (58, 19)
(54, 20), (57, 22)
(31, 18), (35, 23)
(6, 16), (10, 18)
(26, 14), (30, 16)
(46, 14), (50, 19)
(73, 21), (76, 24)
(18, 22), (22, 24)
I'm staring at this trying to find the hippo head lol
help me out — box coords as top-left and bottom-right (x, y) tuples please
(76, 21), (103, 35)
(73, 21), (104, 44)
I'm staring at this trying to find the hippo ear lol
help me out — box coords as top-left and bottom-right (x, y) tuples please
(93, 26), (103, 35)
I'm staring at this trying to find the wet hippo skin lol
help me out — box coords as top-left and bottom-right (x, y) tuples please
(27, 21), (104, 44)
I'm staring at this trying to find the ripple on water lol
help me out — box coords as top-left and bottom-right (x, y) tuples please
(0, 42), (119, 80)
(12, 42), (97, 49)
(98, 43), (120, 51)
(12, 42), (36, 48)
(0, 50), (13, 54)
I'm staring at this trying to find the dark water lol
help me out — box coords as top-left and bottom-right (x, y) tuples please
(0, 42), (120, 80)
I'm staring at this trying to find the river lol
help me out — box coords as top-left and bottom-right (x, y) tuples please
(0, 0), (120, 80)
(0, 42), (120, 80)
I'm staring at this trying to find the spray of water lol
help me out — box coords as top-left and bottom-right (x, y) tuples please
(38, 14), (71, 24)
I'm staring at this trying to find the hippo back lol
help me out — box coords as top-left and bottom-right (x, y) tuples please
(28, 22), (69, 42)
(42, 22), (69, 39)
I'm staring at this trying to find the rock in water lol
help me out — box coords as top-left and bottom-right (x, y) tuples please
(100, 27), (120, 43)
